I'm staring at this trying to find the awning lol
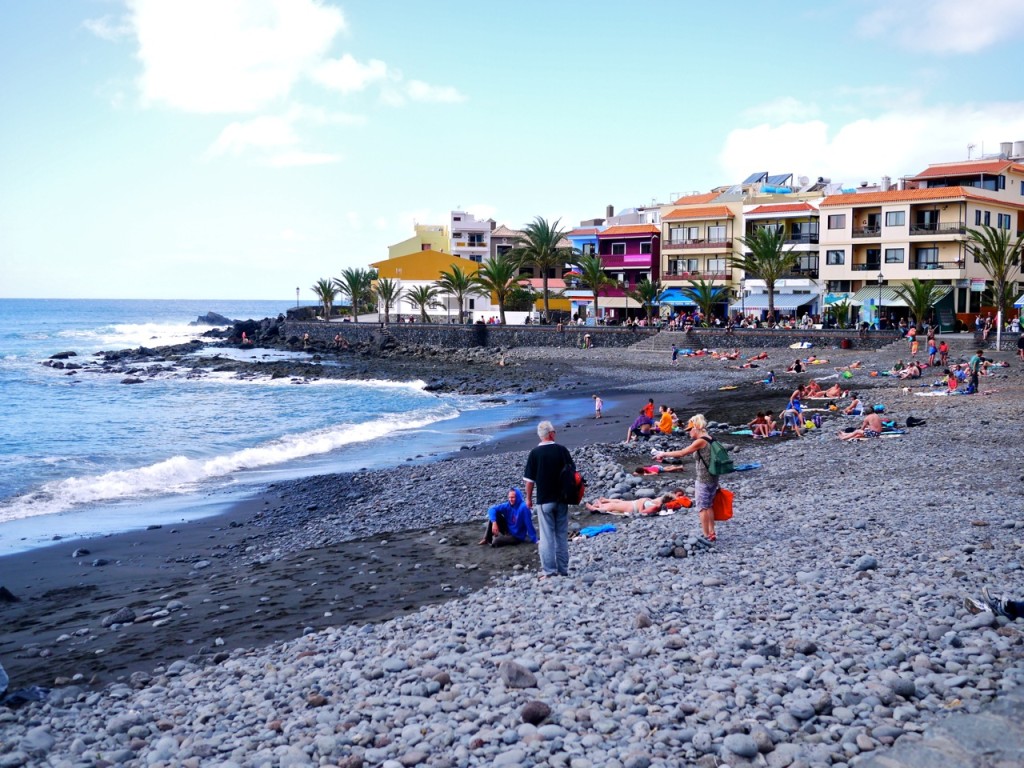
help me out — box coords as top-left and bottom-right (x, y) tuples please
(1015, 294), (1024, 308)
(847, 285), (952, 307)
(824, 292), (850, 305)
(728, 293), (816, 313)
(658, 287), (698, 306)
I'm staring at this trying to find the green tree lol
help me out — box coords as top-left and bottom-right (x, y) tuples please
(891, 278), (947, 328)
(436, 264), (484, 324)
(679, 279), (729, 325)
(733, 228), (799, 320)
(472, 253), (520, 324)
(334, 267), (375, 323)
(826, 299), (853, 329)
(406, 284), (443, 323)
(966, 225), (1024, 319)
(574, 253), (616, 321)
(504, 284), (537, 312)
(511, 216), (574, 322)
(310, 278), (338, 320)
(628, 278), (661, 324)
(374, 277), (404, 324)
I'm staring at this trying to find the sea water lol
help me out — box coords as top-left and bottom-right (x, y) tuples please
(0, 299), (578, 555)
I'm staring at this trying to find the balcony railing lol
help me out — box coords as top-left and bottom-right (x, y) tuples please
(851, 263), (882, 272)
(779, 268), (820, 279)
(663, 238), (731, 250)
(910, 260), (964, 270)
(662, 271), (731, 281)
(909, 222), (966, 235)
(852, 227), (881, 238)
(785, 233), (819, 244)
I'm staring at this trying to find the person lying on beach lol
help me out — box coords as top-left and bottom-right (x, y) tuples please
(632, 464), (686, 476)
(749, 351), (769, 361)
(479, 488), (538, 547)
(714, 349), (740, 361)
(838, 412), (885, 440)
(823, 383), (846, 398)
(586, 493), (678, 516)
(804, 380), (823, 396)
(843, 394), (863, 415)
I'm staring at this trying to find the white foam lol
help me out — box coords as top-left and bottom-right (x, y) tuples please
(0, 407), (457, 524)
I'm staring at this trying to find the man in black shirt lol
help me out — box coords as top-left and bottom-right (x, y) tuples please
(523, 420), (573, 578)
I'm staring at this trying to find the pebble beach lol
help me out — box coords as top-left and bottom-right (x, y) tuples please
(2, 333), (1024, 768)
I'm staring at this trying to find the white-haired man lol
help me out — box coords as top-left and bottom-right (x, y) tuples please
(523, 420), (574, 578)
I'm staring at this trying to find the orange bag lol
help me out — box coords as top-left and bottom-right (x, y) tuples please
(664, 496), (693, 511)
(712, 488), (734, 521)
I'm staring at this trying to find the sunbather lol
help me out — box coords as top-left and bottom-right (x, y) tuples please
(586, 493), (678, 516)
(838, 412), (885, 440)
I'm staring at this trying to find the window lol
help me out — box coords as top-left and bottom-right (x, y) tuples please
(826, 249), (845, 265)
(453, 216), (462, 222)
(640, 241), (652, 255)
(669, 258), (698, 275)
(757, 223), (782, 235)
(797, 253), (819, 272)
(984, 211), (991, 226)
(452, 232), (463, 239)
(975, 210), (982, 225)
(885, 248), (905, 263)
(581, 243), (595, 255)
(885, 211), (905, 227)
(827, 214), (846, 229)
(915, 247), (939, 269)
(1020, 180), (1024, 196)
(469, 254), (482, 263)
(706, 258), (727, 274)
(707, 225), (726, 241)
(611, 242), (626, 255)
(468, 233), (484, 247)
(997, 213), (1012, 230)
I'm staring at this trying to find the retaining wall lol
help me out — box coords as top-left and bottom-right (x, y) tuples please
(680, 328), (902, 351)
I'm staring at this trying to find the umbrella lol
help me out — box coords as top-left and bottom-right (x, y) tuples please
(564, 269), (582, 277)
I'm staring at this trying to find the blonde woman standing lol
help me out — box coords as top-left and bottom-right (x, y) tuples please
(653, 414), (719, 542)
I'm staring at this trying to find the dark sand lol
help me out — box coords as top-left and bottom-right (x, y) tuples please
(0, 368), (822, 691)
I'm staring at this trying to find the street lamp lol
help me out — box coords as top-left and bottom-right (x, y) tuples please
(876, 272), (884, 329)
(296, 286), (300, 308)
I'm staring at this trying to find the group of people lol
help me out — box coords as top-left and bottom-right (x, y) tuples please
(482, 411), (727, 579)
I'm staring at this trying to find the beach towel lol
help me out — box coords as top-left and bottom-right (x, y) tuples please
(730, 429), (780, 437)
(733, 462), (761, 471)
(579, 524), (616, 538)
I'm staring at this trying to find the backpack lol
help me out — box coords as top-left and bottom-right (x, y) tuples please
(700, 436), (735, 476)
(559, 449), (586, 504)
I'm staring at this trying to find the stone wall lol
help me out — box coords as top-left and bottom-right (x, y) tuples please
(681, 328), (902, 350)
(283, 321), (656, 349)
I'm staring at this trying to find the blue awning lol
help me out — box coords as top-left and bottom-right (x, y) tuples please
(658, 287), (698, 306)
(728, 293), (816, 313)
(1015, 294), (1024, 308)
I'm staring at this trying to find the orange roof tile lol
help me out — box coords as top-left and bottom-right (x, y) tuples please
(672, 191), (719, 205)
(598, 224), (661, 236)
(819, 186), (1024, 209)
(568, 227), (602, 236)
(911, 159), (1024, 179)
(747, 202), (817, 215)
(662, 205), (734, 221)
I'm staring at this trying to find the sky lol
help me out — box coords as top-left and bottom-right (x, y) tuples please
(3, 0), (1024, 300)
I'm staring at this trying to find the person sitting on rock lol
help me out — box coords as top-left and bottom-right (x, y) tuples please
(843, 393), (864, 415)
(838, 411), (885, 440)
(479, 488), (537, 547)
(626, 410), (655, 442)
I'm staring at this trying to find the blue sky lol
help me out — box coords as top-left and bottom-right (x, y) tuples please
(3, 0), (1024, 300)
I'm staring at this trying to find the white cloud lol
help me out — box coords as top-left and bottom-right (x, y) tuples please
(83, 14), (133, 41)
(129, 0), (346, 113)
(265, 150), (341, 167)
(207, 115), (298, 156)
(719, 102), (1024, 186)
(311, 54), (388, 93)
(405, 80), (466, 104)
(858, 0), (1024, 54)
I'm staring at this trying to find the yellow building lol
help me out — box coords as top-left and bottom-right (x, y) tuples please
(387, 224), (450, 260)
(369, 250), (490, 321)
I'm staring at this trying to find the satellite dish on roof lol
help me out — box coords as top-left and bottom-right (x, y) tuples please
(798, 176), (809, 186)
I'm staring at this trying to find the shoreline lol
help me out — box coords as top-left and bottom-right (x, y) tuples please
(3, 336), (1024, 766)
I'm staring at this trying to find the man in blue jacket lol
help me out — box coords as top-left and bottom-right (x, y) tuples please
(479, 488), (537, 548)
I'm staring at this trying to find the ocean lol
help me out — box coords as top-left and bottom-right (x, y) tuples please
(0, 299), (574, 555)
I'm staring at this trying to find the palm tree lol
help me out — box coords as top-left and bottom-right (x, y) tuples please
(827, 299), (853, 329)
(436, 264), (483, 324)
(734, 227), (799, 320)
(406, 284), (443, 323)
(472, 253), (520, 324)
(334, 267), (375, 323)
(628, 278), (661, 324)
(679, 279), (729, 325)
(891, 278), (947, 328)
(966, 225), (1023, 320)
(374, 277), (403, 324)
(574, 254), (616, 321)
(310, 278), (338, 320)
(511, 216), (574, 322)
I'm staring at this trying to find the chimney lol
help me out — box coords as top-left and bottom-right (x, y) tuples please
(606, 204), (614, 219)
(881, 175), (891, 192)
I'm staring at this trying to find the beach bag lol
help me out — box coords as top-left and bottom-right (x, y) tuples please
(703, 436), (735, 476)
(559, 450), (586, 505)
(712, 488), (734, 521)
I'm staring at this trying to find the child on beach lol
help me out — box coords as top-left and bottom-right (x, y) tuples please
(592, 394), (603, 419)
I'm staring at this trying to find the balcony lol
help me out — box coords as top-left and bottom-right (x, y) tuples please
(852, 227), (881, 238)
(663, 238), (731, 251)
(909, 222), (966, 236)
(661, 271), (731, 282)
(851, 262), (882, 272)
(785, 233), (819, 245)
(910, 260), (964, 271)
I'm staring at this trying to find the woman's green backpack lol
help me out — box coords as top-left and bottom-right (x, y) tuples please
(703, 436), (735, 476)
